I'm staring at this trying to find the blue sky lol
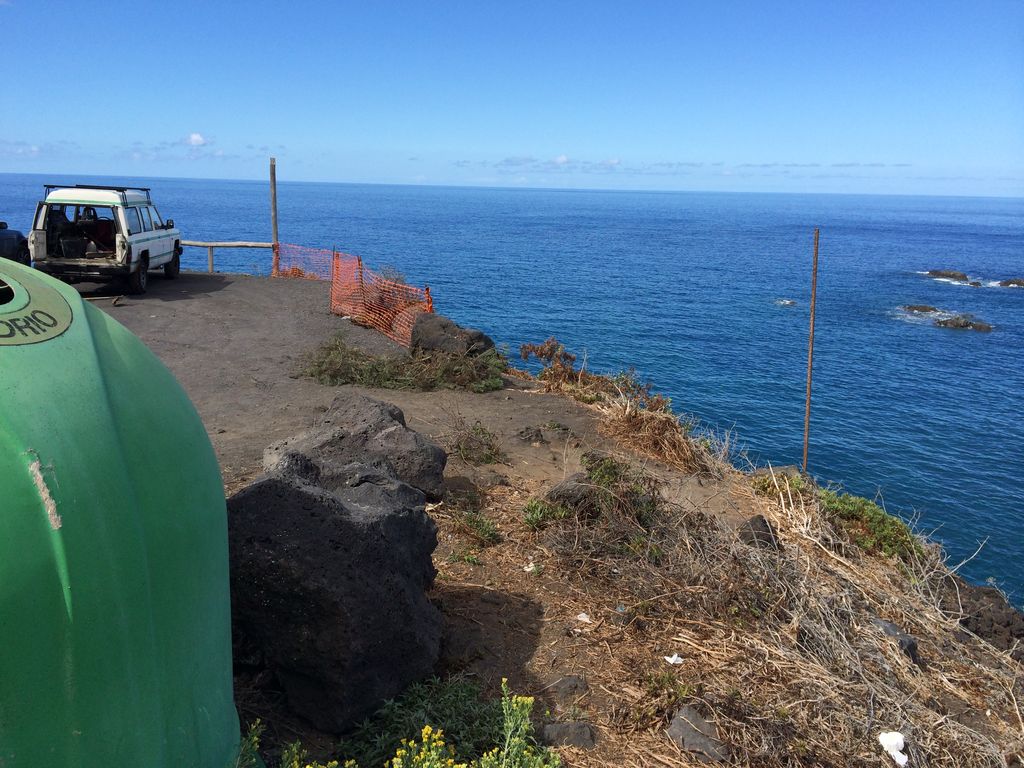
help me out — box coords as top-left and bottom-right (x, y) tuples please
(1, 0), (1021, 196)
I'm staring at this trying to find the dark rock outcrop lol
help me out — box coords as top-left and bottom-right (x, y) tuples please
(229, 460), (442, 731)
(934, 314), (993, 332)
(666, 706), (729, 762)
(901, 305), (939, 313)
(999, 278), (1024, 288)
(738, 514), (781, 551)
(927, 269), (969, 282)
(265, 392), (447, 499)
(411, 313), (495, 356)
(942, 577), (1024, 662)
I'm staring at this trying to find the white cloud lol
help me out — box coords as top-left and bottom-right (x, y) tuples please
(187, 132), (209, 147)
(552, 154), (569, 165)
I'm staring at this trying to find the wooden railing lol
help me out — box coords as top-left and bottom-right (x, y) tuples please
(181, 240), (275, 273)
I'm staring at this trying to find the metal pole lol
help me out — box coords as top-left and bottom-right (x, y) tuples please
(802, 228), (820, 474)
(270, 157), (280, 276)
(207, 246), (214, 274)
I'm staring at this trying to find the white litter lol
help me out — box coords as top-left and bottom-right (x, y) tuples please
(576, 612), (592, 623)
(523, 562), (537, 573)
(663, 654), (684, 665)
(878, 731), (908, 766)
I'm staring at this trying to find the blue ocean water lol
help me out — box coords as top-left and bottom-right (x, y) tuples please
(2, 174), (1022, 601)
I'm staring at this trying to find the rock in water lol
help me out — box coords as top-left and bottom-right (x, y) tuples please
(666, 706), (730, 762)
(264, 392), (447, 499)
(901, 305), (939, 313)
(999, 277), (1024, 288)
(934, 314), (993, 332)
(411, 312), (495, 356)
(926, 269), (969, 282)
(228, 470), (442, 731)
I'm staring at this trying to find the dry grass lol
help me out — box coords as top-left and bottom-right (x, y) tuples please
(442, 410), (506, 466)
(519, 338), (727, 477)
(435, 458), (1024, 768)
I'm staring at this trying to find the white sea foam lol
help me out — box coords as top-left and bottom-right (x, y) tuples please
(892, 306), (955, 325)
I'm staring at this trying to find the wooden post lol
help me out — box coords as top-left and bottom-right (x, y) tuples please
(207, 246), (214, 273)
(802, 228), (820, 474)
(270, 157), (280, 276)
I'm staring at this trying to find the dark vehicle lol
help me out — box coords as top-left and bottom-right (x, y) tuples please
(0, 221), (29, 265)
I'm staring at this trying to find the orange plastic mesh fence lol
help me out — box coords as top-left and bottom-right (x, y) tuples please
(329, 252), (433, 347)
(271, 244), (433, 347)
(273, 243), (335, 280)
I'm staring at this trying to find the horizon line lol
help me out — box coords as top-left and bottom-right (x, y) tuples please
(2, 170), (1022, 202)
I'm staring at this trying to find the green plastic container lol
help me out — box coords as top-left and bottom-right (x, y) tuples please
(0, 260), (239, 766)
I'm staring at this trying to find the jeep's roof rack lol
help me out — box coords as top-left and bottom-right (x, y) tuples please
(43, 184), (153, 205)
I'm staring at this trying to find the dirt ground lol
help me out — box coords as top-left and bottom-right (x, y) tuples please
(88, 272), (1023, 768)
(90, 272), (741, 521)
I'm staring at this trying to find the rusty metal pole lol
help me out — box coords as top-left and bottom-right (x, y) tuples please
(270, 157), (280, 276)
(802, 228), (820, 474)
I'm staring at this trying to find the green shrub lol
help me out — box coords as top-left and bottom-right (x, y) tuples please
(304, 335), (506, 393)
(751, 472), (809, 498)
(523, 499), (569, 530)
(448, 489), (503, 547)
(818, 489), (920, 560)
(447, 549), (483, 566)
(240, 679), (559, 768)
(235, 720), (263, 768)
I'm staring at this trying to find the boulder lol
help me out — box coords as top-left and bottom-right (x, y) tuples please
(927, 269), (969, 282)
(738, 514), (781, 551)
(542, 722), (598, 749)
(999, 278), (1024, 288)
(411, 312), (495, 357)
(265, 392), (446, 499)
(228, 469), (442, 732)
(934, 314), (993, 332)
(666, 706), (730, 762)
(901, 305), (938, 314)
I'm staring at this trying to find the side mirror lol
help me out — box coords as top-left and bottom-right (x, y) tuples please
(0, 222), (7, 230)
(165, 219), (174, 229)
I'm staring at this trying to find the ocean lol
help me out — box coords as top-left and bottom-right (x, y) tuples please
(2, 174), (1021, 602)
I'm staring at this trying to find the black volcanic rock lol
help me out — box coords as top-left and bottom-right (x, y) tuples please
(927, 269), (969, 282)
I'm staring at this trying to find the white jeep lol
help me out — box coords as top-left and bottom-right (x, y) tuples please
(29, 184), (182, 294)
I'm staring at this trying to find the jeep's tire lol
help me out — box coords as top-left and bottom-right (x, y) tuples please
(14, 243), (30, 266)
(128, 256), (149, 295)
(164, 252), (180, 280)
